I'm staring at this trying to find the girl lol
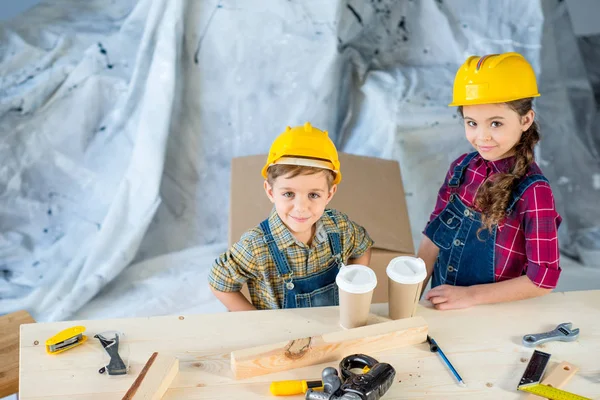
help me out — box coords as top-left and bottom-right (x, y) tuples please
(418, 52), (562, 310)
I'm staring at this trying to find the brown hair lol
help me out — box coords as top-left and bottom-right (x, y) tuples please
(458, 98), (540, 233)
(267, 164), (336, 189)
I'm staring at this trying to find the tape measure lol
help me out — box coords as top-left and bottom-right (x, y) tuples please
(518, 383), (591, 400)
(517, 350), (591, 400)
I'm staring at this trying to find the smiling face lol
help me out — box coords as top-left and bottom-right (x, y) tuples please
(264, 169), (336, 244)
(462, 103), (535, 161)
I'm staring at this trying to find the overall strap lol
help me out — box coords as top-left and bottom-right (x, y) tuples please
(324, 209), (342, 258)
(448, 152), (479, 188)
(259, 219), (292, 277)
(506, 174), (549, 213)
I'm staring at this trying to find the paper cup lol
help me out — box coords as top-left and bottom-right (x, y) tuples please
(335, 264), (377, 329)
(386, 256), (426, 320)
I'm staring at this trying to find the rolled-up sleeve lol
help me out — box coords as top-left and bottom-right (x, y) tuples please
(521, 183), (562, 289)
(208, 238), (257, 292)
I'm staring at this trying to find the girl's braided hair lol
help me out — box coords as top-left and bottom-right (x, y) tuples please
(458, 98), (539, 233)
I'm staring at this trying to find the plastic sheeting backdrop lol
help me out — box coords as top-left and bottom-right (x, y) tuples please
(0, 0), (598, 322)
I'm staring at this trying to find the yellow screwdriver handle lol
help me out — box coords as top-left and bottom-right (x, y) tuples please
(270, 380), (308, 395)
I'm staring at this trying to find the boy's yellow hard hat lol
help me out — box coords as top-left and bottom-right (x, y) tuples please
(262, 122), (341, 184)
(449, 52), (540, 106)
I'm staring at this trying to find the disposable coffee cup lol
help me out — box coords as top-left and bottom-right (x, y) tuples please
(335, 264), (377, 329)
(386, 256), (427, 320)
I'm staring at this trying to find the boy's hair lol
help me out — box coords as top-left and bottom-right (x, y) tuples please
(267, 164), (336, 190)
(458, 98), (540, 233)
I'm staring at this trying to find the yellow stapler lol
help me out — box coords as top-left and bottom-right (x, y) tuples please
(46, 326), (88, 354)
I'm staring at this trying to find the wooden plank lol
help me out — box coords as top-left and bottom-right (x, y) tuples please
(0, 310), (35, 397)
(230, 315), (427, 379)
(122, 352), (178, 400)
(525, 361), (579, 400)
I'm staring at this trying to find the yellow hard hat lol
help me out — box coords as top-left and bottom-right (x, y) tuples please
(262, 122), (341, 184)
(449, 52), (540, 106)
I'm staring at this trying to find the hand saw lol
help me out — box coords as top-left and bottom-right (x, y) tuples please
(517, 350), (591, 400)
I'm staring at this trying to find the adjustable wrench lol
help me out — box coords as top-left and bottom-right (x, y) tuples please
(522, 322), (580, 347)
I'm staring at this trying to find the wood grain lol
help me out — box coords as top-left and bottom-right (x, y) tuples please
(0, 310), (35, 397)
(230, 316), (427, 379)
(122, 352), (178, 400)
(122, 352), (157, 399)
(17, 292), (600, 399)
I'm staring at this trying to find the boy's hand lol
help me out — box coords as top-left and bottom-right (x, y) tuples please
(425, 285), (476, 310)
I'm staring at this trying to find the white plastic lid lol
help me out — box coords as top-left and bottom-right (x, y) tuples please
(386, 256), (427, 284)
(335, 264), (377, 294)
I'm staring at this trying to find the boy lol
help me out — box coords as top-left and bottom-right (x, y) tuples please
(209, 122), (374, 311)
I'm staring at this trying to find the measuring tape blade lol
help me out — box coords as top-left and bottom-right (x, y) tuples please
(518, 383), (592, 400)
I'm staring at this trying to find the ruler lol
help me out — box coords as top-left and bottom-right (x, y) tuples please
(525, 361), (580, 400)
(518, 384), (591, 400)
(517, 350), (591, 400)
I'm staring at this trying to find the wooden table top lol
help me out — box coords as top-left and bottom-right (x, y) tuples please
(19, 290), (600, 399)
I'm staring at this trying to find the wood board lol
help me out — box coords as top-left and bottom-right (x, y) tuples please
(231, 316), (428, 379)
(122, 352), (179, 400)
(1, 310), (35, 397)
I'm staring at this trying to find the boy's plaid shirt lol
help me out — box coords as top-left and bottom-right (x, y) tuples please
(209, 208), (374, 309)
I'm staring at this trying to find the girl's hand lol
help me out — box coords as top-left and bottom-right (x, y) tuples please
(425, 284), (477, 310)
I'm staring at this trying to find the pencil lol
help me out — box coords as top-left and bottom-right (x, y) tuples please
(427, 335), (467, 387)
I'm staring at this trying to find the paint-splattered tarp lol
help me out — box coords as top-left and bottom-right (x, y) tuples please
(0, 0), (598, 322)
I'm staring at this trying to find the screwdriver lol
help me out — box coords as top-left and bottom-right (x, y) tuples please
(270, 379), (323, 396)
(269, 365), (371, 396)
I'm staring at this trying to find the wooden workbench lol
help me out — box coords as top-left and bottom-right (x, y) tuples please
(20, 290), (600, 399)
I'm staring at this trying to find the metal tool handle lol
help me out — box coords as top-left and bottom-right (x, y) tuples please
(522, 323), (579, 347)
(305, 390), (332, 400)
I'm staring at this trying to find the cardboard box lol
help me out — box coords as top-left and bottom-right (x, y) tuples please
(229, 153), (415, 304)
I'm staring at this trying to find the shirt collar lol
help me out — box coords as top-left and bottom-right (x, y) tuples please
(478, 153), (516, 174)
(266, 208), (339, 249)
(267, 209), (297, 249)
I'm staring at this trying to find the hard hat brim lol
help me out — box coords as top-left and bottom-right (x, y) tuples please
(449, 92), (540, 107)
(263, 156), (341, 184)
(272, 156), (335, 171)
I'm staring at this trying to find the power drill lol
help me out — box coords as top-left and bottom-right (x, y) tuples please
(305, 354), (396, 400)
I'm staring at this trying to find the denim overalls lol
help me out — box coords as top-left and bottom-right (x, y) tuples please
(424, 152), (548, 288)
(259, 209), (342, 308)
